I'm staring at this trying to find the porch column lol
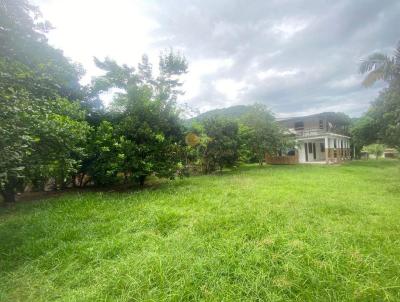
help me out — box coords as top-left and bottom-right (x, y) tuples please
(325, 137), (329, 163)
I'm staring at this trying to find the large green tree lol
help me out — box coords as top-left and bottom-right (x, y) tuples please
(359, 42), (400, 88)
(241, 104), (292, 165)
(200, 118), (240, 173)
(0, 0), (84, 100)
(0, 89), (90, 202)
(363, 144), (385, 160)
(355, 41), (400, 150)
(353, 89), (400, 149)
(90, 51), (187, 186)
(0, 0), (91, 202)
(79, 121), (123, 187)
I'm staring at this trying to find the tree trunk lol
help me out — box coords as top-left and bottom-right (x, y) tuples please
(72, 175), (77, 188)
(60, 175), (66, 189)
(138, 175), (146, 187)
(1, 178), (17, 203)
(82, 176), (91, 188)
(59, 158), (66, 190)
(79, 173), (84, 187)
(1, 189), (15, 203)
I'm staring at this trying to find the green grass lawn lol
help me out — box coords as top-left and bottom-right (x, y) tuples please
(1, 160), (400, 301)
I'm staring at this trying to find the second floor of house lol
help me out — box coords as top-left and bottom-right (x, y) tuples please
(279, 112), (351, 138)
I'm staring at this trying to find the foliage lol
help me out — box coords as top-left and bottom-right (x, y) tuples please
(114, 88), (184, 185)
(359, 42), (400, 88)
(238, 123), (257, 163)
(0, 0), (94, 201)
(368, 89), (400, 148)
(91, 51), (187, 185)
(0, 89), (36, 201)
(324, 112), (352, 135)
(363, 144), (385, 159)
(80, 121), (123, 186)
(355, 41), (400, 150)
(350, 116), (377, 148)
(157, 49), (188, 102)
(0, 88), (90, 201)
(184, 105), (294, 171)
(241, 104), (294, 164)
(26, 97), (90, 190)
(187, 105), (252, 124)
(353, 87), (400, 150)
(0, 0), (84, 100)
(200, 118), (240, 173)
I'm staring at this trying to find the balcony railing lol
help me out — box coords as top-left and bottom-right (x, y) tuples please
(294, 128), (328, 137)
(292, 128), (349, 137)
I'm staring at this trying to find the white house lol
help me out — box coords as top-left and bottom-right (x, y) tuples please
(278, 112), (351, 164)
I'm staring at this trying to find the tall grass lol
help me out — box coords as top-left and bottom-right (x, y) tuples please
(1, 160), (399, 301)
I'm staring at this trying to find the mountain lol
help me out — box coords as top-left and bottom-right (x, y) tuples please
(187, 105), (252, 123)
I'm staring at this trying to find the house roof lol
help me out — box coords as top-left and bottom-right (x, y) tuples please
(384, 148), (399, 153)
(277, 112), (337, 122)
(278, 112), (351, 127)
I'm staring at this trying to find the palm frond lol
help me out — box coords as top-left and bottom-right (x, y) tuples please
(359, 53), (389, 74)
(362, 70), (384, 87)
(395, 41), (400, 65)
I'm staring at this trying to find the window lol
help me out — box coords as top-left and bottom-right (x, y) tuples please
(308, 142), (313, 153)
(294, 121), (304, 130)
(334, 139), (337, 148)
(320, 142), (325, 152)
(341, 140), (343, 149)
(287, 149), (295, 156)
(319, 119), (324, 129)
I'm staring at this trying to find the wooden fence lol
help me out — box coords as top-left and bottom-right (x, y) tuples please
(265, 153), (299, 165)
(326, 148), (351, 162)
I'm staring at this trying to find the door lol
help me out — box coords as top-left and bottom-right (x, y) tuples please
(304, 143), (308, 162)
(313, 143), (316, 160)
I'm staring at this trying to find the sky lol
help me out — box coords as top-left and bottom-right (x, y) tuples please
(33, 0), (400, 117)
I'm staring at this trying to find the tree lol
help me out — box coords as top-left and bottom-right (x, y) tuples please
(354, 41), (400, 152)
(363, 144), (385, 160)
(90, 50), (187, 186)
(138, 54), (154, 85)
(0, 0), (84, 100)
(200, 118), (240, 173)
(241, 104), (292, 165)
(113, 86), (184, 186)
(0, 89), (34, 202)
(363, 89), (400, 149)
(0, 0), (91, 201)
(350, 116), (377, 157)
(80, 121), (123, 186)
(359, 42), (400, 88)
(0, 89), (90, 202)
(157, 49), (188, 102)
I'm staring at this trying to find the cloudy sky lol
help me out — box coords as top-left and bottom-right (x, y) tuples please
(34, 0), (400, 117)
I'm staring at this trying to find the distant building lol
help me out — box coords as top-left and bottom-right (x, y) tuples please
(268, 112), (351, 164)
(360, 148), (398, 159)
(383, 148), (399, 158)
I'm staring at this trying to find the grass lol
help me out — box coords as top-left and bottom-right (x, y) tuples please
(1, 160), (400, 301)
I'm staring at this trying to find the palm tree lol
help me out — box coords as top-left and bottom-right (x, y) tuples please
(359, 42), (400, 87)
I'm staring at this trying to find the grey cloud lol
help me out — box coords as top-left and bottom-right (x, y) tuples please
(147, 0), (400, 116)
